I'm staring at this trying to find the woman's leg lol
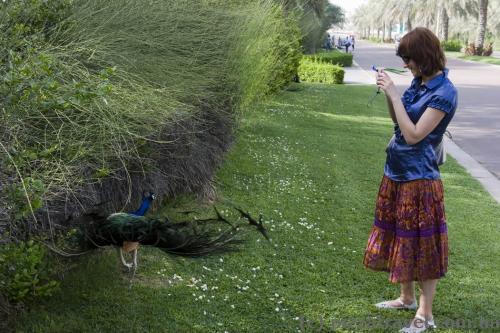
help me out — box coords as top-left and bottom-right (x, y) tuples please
(380, 281), (416, 307)
(400, 281), (416, 304)
(416, 279), (438, 319)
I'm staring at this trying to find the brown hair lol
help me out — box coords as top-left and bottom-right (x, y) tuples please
(397, 27), (446, 77)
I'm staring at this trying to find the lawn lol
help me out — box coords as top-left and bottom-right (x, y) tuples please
(16, 84), (500, 333)
(446, 51), (500, 65)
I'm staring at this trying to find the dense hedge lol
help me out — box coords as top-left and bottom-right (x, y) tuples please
(303, 50), (353, 67)
(441, 39), (462, 52)
(298, 59), (344, 84)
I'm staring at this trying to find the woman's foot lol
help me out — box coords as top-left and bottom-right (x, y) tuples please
(399, 313), (437, 333)
(375, 297), (418, 310)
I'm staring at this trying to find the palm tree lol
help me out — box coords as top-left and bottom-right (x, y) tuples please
(475, 0), (488, 54)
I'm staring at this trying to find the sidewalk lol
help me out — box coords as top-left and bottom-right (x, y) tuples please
(343, 59), (373, 85)
(343, 61), (500, 205)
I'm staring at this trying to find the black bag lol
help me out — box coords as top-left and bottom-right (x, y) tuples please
(435, 130), (452, 166)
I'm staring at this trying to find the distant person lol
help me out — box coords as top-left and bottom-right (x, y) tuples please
(344, 36), (351, 53)
(363, 27), (457, 333)
(351, 35), (355, 50)
(324, 35), (332, 50)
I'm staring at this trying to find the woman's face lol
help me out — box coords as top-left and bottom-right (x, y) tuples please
(403, 59), (421, 78)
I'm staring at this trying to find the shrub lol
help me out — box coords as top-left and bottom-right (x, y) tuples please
(441, 39), (462, 52)
(0, 241), (59, 303)
(229, 2), (303, 102)
(0, 0), (304, 240)
(464, 42), (494, 56)
(298, 59), (344, 84)
(304, 50), (353, 67)
(368, 37), (382, 43)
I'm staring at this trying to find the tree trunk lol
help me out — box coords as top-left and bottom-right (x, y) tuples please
(442, 8), (449, 41)
(475, 0), (488, 55)
(377, 27), (380, 39)
(388, 21), (392, 41)
(406, 15), (412, 32)
(435, 6), (441, 38)
(382, 22), (386, 41)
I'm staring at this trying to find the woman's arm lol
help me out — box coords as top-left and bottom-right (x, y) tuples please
(377, 70), (445, 145)
(385, 94), (397, 124)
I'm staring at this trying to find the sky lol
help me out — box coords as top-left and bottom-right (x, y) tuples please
(329, 0), (368, 19)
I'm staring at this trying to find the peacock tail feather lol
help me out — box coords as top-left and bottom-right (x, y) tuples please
(78, 210), (256, 257)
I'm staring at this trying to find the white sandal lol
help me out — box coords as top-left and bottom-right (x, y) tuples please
(375, 297), (418, 310)
(399, 314), (437, 333)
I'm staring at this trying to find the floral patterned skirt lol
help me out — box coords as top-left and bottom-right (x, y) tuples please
(363, 175), (448, 283)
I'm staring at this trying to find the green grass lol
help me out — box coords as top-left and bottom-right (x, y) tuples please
(16, 84), (500, 332)
(446, 52), (500, 65)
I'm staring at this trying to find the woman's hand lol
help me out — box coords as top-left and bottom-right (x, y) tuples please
(376, 69), (398, 99)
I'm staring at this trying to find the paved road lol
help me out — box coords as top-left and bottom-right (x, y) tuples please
(352, 40), (500, 179)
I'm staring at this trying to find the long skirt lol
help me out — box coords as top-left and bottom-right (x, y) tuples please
(363, 175), (448, 283)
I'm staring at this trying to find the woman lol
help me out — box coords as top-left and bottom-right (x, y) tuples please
(363, 27), (457, 333)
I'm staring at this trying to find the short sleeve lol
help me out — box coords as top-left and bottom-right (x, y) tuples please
(428, 95), (455, 114)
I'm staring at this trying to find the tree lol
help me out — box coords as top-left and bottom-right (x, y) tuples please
(475, 0), (488, 54)
(281, 0), (345, 53)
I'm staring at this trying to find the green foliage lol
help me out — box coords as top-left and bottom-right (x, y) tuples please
(298, 59), (344, 84)
(283, 0), (345, 54)
(304, 50), (353, 67)
(0, 0), (304, 222)
(441, 39), (462, 52)
(7, 177), (45, 220)
(266, 13), (303, 93)
(368, 37), (383, 43)
(0, 0), (72, 59)
(0, 241), (59, 303)
(228, 1), (303, 105)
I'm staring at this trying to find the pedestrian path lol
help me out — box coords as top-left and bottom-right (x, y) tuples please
(343, 59), (373, 85)
(343, 61), (500, 205)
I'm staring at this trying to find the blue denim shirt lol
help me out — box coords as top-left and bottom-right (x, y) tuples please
(384, 68), (457, 181)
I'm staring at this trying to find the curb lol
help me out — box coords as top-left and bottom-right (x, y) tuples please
(446, 56), (500, 68)
(445, 137), (500, 204)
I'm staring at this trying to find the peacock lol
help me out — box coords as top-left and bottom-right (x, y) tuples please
(75, 192), (268, 269)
